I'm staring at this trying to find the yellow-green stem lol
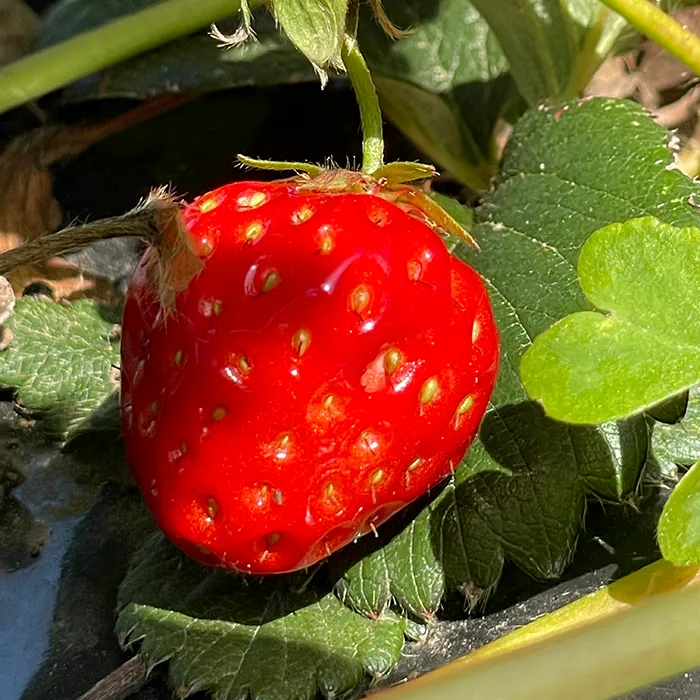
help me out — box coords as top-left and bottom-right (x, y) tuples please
(341, 35), (384, 174)
(599, 0), (700, 76)
(373, 560), (700, 700)
(564, 6), (616, 98)
(0, 0), (247, 116)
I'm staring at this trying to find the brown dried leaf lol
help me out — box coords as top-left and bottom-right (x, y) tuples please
(0, 130), (64, 243)
(0, 95), (194, 300)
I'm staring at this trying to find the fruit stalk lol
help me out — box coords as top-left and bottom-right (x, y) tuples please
(0, 0), (247, 116)
(341, 35), (384, 174)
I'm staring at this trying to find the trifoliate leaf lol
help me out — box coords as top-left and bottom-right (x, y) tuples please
(117, 533), (404, 700)
(521, 218), (700, 425)
(0, 299), (120, 439)
(658, 461), (700, 565)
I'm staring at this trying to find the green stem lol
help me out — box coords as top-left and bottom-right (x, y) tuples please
(0, 0), (245, 116)
(372, 560), (700, 700)
(341, 36), (384, 174)
(564, 6), (613, 98)
(598, 0), (700, 76)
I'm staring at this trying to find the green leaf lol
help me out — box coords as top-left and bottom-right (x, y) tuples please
(339, 99), (686, 619)
(273, 0), (347, 72)
(467, 0), (625, 104)
(647, 391), (689, 425)
(117, 533), (404, 700)
(339, 409), (648, 619)
(0, 299), (120, 439)
(67, 391), (122, 442)
(521, 218), (700, 425)
(359, 0), (518, 188)
(658, 461), (700, 565)
(469, 0), (580, 102)
(37, 0), (316, 100)
(652, 386), (700, 473)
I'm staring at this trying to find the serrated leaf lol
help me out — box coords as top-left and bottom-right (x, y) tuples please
(359, 0), (517, 187)
(37, 0), (316, 100)
(67, 391), (122, 442)
(117, 533), (404, 700)
(340, 99), (693, 619)
(652, 386), (700, 472)
(521, 218), (700, 425)
(658, 461), (700, 565)
(0, 299), (119, 439)
(274, 0), (347, 71)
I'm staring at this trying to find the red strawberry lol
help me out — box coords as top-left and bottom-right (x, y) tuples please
(120, 173), (499, 574)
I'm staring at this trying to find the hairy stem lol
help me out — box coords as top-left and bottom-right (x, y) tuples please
(0, 198), (177, 276)
(341, 35), (384, 173)
(598, 0), (700, 76)
(0, 0), (245, 115)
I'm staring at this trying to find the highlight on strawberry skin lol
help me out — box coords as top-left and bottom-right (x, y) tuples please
(120, 175), (499, 574)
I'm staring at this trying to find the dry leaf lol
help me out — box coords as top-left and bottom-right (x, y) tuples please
(0, 95), (195, 300)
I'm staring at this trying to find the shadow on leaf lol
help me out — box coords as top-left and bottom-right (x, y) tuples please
(116, 533), (404, 700)
(429, 400), (647, 608)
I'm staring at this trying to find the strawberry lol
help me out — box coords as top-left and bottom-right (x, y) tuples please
(120, 172), (499, 574)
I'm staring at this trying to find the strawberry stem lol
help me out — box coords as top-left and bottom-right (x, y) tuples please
(341, 35), (384, 174)
(0, 0), (249, 116)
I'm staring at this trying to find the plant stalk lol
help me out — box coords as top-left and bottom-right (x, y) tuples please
(598, 0), (700, 76)
(0, 0), (244, 116)
(341, 36), (384, 174)
(0, 197), (179, 276)
(373, 560), (700, 700)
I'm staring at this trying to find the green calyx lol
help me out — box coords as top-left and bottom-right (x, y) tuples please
(237, 155), (436, 185)
(237, 155), (324, 176)
(235, 155), (477, 250)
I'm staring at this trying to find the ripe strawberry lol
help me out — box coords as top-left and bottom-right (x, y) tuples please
(120, 173), (499, 574)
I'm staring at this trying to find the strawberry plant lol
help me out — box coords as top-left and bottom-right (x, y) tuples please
(3, 1), (700, 700)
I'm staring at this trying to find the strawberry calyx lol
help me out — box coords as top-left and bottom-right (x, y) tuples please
(237, 155), (479, 249)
